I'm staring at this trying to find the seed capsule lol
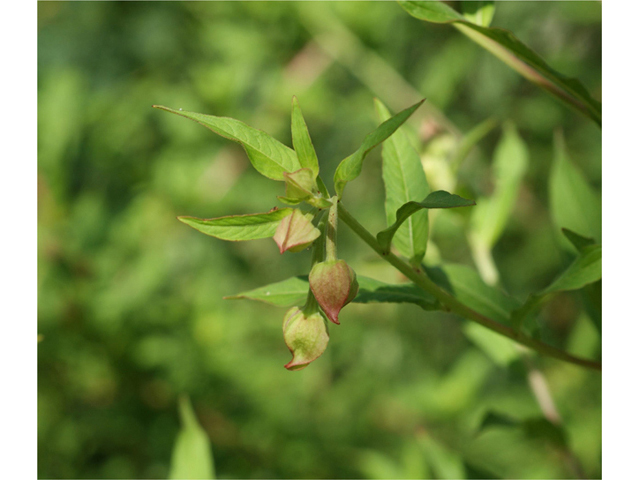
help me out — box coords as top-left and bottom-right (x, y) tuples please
(308, 260), (359, 324)
(282, 306), (330, 371)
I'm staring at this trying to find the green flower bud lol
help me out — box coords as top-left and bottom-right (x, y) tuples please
(273, 209), (321, 254)
(282, 306), (330, 371)
(308, 260), (359, 325)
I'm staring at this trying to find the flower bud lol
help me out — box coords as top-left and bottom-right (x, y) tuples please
(308, 260), (359, 324)
(273, 209), (321, 254)
(282, 306), (330, 371)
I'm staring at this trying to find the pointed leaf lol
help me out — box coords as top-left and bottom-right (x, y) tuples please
(562, 228), (596, 253)
(398, 1), (601, 126)
(226, 275), (439, 310)
(179, 209), (293, 241)
(550, 131), (601, 245)
(153, 105), (301, 180)
(291, 97), (320, 178)
(169, 396), (215, 480)
(471, 122), (529, 249)
(426, 264), (520, 323)
(377, 191), (475, 254)
(333, 99), (425, 197)
(375, 98), (430, 265)
(461, 1), (495, 27)
(542, 244), (601, 295)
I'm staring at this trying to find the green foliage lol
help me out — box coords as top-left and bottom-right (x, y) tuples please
(398, 0), (602, 126)
(178, 209), (293, 241)
(377, 191), (476, 257)
(169, 397), (215, 480)
(333, 99), (424, 197)
(38, 2), (601, 479)
(153, 105), (301, 180)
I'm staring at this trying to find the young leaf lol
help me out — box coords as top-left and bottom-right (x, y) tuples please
(377, 191), (475, 254)
(470, 122), (529, 249)
(291, 96), (320, 178)
(561, 228), (596, 253)
(461, 1), (495, 27)
(153, 105), (301, 180)
(169, 396), (215, 480)
(226, 275), (439, 311)
(426, 264), (520, 324)
(374, 98), (430, 265)
(550, 131), (601, 245)
(178, 209), (293, 241)
(542, 244), (601, 295)
(398, 1), (602, 126)
(333, 99), (425, 197)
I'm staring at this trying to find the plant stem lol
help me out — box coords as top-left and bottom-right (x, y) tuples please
(325, 198), (338, 262)
(337, 203), (601, 372)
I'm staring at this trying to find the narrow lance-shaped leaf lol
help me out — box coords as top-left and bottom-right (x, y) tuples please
(179, 208), (293, 241)
(291, 96), (320, 178)
(550, 130), (601, 246)
(461, 1), (495, 27)
(333, 99), (425, 198)
(542, 244), (601, 295)
(153, 105), (301, 180)
(375, 98), (430, 265)
(225, 275), (439, 311)
(562, 228), (596, 253)
(470, 122), (529, 249)
(398, 1), (601, 126)
(169, 396), (215, 480)
(377, 191), (475, 254)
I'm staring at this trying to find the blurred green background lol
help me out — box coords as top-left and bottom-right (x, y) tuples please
(38, 2), (601, 479)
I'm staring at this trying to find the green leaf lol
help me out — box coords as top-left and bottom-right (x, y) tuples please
(178, 209), (293, 241)
(416, 430), (466, 480)
(398, 1), (602, 126)
(153, 105), (301, 180)
(169, 396), (215, 480)
(450, 116), (498, 171)
(461, 1), (495, 27)
(562, 228), (596, 253)
(470, 122), (529, 249)
(477, 412), (568, 449)
(377, 191), (475, 254)
(542, 244), (601, 295)
(463, 322), (520, 366)
(226, 275), (439, 310)
(550, 131), (601, 245)
(426, 264), (520, 323)
(333, 99), (425, 198)
(374, 98), (430, 265)
(291, 96), (320, 178)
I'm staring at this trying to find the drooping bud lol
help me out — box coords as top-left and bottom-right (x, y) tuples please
(282, 306), (330, 371)
(273, 209), (321, 253)
(308, 260), (359, 324)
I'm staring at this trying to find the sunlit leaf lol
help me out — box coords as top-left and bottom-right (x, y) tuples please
(471, 122), (529, 249)
(398, 1), (602, 126)
(542, 244), (601, 295)
(291, 96), (320, 178)
(377, 191), (475, 254)
(334, 99), (424, 197)
(461, 1), (495, 27)
(169, 396), (215, 480)
(550, 131), (601, 245)
(153, 105), (301, 180)
(178, 209), (293, 241)
(226, 275), (439, 310)
(374, 98), (430, 265)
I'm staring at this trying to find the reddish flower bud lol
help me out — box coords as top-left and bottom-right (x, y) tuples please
(273, 209), (321, 254)
(282, 306), (330, 371)
(308, 260), (359, 324)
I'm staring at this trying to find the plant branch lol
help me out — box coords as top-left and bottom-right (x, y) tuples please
(337, 203), (601, 372)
